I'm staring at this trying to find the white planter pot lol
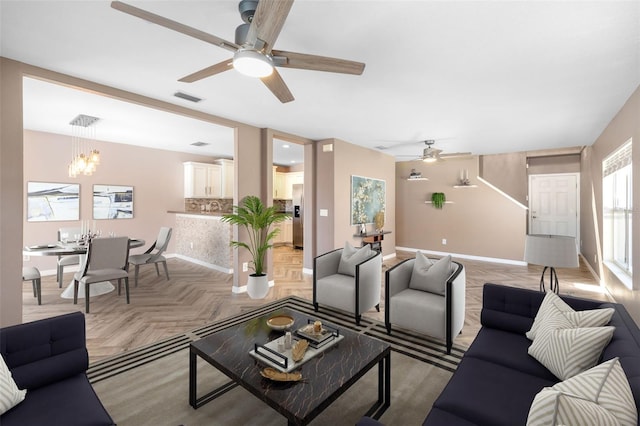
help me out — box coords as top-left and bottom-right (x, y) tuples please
(247, 274), (269, 299)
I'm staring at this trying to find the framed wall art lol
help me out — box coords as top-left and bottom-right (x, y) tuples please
(27, 181), (80, 222)
(350, 175), (386, 226)
(93, 184), (134, 219)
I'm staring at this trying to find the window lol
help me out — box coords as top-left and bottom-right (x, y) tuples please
(603, 139), (632, 287)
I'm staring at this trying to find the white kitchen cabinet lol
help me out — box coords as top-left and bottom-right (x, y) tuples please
(216, 159), (234, 199)
(274, 171), (288, 199)
(282, 220), (293, 244)
(273, 219), (293, 245)
(184, 162), (221, 198)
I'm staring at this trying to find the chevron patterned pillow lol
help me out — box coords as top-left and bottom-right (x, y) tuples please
(528, 308), (614, 380)
(527, 291), (614, 341)
(527, 358), (638, 426)
(0, 354), (26, 415)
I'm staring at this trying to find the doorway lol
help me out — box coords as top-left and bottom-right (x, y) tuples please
(528, 173), (580, 241)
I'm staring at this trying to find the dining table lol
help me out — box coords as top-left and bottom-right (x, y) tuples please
(23, 238), (145, 299)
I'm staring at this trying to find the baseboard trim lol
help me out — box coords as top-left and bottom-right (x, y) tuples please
(395, 246), (527, 266)
(173, 254), (232, 274)
(302, 268), (313, 275)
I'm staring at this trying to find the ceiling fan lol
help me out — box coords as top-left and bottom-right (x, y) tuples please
(110, 0), (365, 103)
(394, 140), (472, 163)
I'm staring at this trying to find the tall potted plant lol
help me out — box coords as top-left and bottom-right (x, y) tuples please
(221, 195), (289, 299)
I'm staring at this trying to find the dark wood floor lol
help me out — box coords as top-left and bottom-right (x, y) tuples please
(22, 247), (609, 362)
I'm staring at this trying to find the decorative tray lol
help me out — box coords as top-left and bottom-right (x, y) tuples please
(295, 320), (339, 346)
(249, 331), (343, 373)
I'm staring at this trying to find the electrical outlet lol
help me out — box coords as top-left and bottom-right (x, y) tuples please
(442, 239), (447, 245)
(189, 242), (194, 249)
(242, 262), (248, 272)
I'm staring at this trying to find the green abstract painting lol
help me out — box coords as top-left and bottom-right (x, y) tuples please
(351, 175), (386, 225)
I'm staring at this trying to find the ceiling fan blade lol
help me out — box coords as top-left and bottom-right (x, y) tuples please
(260, 69), (294, 103)
(111, 1), (239, 53)
(178, 59), (233, 83)
(272, 50), (365, 75)
(246, 0), (294, 53)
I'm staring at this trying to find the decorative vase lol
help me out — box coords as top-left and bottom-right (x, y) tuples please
(247, 274), (269, 299)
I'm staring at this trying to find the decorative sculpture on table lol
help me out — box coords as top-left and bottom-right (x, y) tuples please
(374, 211), (385, 232)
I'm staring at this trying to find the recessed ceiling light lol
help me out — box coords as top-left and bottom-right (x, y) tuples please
(282, 144), (290, 148)
(290, 160), (296, 163)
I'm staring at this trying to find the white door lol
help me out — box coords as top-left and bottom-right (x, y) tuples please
(529, 174), (578, 237)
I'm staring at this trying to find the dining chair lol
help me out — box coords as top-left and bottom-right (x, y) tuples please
(73, 236), (130, 313)
(22, 266), (42, 305)
(128, 227), (172, 287)
(57, 227), (81, 288)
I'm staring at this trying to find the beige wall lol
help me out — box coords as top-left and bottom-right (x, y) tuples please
(528, 154), (581, 175)
(396, 157), (527, 261)
(479, 152), (528, 206)
(22, 129), (219, 273)
(315, 140), (336, 256)
(0, 58), (25, 326)
(581, 85), (640, 323)
(333, 139), (396, 257)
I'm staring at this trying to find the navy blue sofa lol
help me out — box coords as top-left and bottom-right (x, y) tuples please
(0, 312), (115, 426)
(423, 283), (640, 425)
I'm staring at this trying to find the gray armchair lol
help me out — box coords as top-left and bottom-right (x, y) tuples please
(385, 254), (465, 354)
(313, 245), (382, 325)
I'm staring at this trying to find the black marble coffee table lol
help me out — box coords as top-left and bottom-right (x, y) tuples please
(189, 307), (391, 425)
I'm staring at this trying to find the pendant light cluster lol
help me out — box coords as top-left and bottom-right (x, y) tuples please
(68, 114), (101, 177)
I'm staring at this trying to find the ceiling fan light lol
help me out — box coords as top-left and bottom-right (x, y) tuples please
(233, 49), (274, 78)
(423, 156), (438, 163)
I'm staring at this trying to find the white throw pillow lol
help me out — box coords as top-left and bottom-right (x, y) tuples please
(527, 358), (637, 426)
(408, 253), (452, 295)
(528, 307), (614, 380)
(337, 242), (374, 277)
(527, 291), (614, 341)
(0, 354), (26, 415)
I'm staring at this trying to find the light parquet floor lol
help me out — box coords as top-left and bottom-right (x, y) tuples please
(22, 247), (609, 363)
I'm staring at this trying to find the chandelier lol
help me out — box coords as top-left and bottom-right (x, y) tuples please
(68, 114), (100, 177)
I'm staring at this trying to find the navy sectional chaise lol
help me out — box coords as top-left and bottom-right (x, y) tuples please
(423, 283), (640, 425)
(0, 312), (115, 425)
(359, 282), (640, 426)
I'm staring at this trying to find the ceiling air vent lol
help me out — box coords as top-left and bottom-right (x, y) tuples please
(191, 141), (209, 147)
(173, 91), (203, 103)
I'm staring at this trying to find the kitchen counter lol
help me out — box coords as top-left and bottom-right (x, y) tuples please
(169, 211), (233, 273)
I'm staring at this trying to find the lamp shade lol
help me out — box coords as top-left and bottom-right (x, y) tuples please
(524, 234), (579, 268)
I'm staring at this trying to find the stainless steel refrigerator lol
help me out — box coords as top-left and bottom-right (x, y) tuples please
(292, 184), (303, 249)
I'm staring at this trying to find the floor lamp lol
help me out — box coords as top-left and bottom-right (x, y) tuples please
(524, 234), (579, 294)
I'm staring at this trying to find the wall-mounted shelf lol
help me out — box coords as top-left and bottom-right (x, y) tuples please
(425, 201), (454, 204)
(453, 184), (477, 188)
(407, 177), (428, 181)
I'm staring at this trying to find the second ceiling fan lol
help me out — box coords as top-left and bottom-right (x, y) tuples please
(396, 140), (472, 163)
(111, 0), (366, 103)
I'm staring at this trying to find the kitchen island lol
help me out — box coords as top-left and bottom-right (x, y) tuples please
(168, 211), (233, 273)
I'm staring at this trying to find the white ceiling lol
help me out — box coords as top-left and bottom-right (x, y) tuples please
(3, 1), (639, 162)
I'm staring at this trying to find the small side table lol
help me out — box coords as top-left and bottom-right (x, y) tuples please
(353, 231), (391, 254)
